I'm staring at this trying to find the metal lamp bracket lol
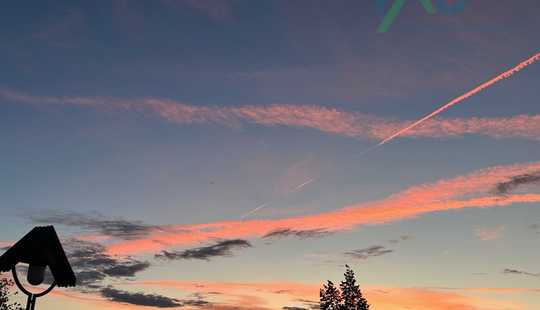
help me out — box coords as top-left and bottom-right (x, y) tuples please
(11, 265), (56, 310)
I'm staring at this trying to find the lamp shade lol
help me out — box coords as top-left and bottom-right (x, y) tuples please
(0, 226), (76, 287)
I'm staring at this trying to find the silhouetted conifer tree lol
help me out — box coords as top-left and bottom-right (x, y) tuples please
(319, 280), (341, 310)
(339, 265), (369, 310)
(319, 266), (370, 310)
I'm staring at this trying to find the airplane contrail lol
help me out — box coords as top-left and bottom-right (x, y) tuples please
(241, 51), (540, 219)
(373, 51), (540, 149)
(240, 203), (269, 220)
(240, 178), (315, 219)
(292, 178), (315, 192)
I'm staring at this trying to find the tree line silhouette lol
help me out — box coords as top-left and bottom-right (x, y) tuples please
(0, 278), (22, 310)
(2, 265), (370, 309)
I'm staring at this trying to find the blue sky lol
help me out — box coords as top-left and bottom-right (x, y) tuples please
(1, 1), (540, 309)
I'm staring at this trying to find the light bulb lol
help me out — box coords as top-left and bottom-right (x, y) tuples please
(27, 265), (46, 286)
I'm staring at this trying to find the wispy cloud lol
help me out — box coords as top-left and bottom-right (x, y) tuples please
(106, 160), (540, 255)
(155, 239), (252, 261)
(4, 89), (540, 141)
(263, 229), (331, 240)
(503, 268), (539, 277)
(305, 235), (413, 265)
(387, 235), (412, 244)
(474, 225), (505, 241)
(25, 209), (160, 240)
(344, 245), (394, 260)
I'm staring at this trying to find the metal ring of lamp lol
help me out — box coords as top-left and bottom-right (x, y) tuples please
(11, 264), (56, 310)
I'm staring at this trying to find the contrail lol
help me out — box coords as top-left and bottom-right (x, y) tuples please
(242, 52), (540, 218)
(241, 203), (269, 220)
(240, 178), (315, 219)
(292, 178), (315, 192)
(373, 51), (540, 149)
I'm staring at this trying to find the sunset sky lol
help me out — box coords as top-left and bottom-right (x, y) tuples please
(1, 1), (540, 309)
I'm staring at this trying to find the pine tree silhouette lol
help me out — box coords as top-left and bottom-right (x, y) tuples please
(319, 280), (341, 310)
(319, 265), (370, 310)
(339, 265), (369, 310)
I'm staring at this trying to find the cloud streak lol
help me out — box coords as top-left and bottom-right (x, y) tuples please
(26, 210), (160, 240)
(345, 245), (394, 260)
(155, 239), (252, 261)
(495, 171), (540, 196)
(503, 268), (539, 277)
(4, 89), (540, 142)
(263, 229), (331, 240)
(105, 160), (540, 255)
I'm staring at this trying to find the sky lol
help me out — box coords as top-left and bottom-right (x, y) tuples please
(1, 0), (540, 309)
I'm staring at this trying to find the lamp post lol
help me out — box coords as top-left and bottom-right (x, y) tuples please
(0, 226), (76, 310)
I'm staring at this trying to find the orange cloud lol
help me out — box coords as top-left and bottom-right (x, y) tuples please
(45, 280), (539, 310)
(105, 161), (540, 255)
(366, 287), (524, 310)
(3, 89), (540, 141)
(131, 280), (528, 310)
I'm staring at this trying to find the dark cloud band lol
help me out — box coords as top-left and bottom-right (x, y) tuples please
(155, 239), (252, 261)
(503, 268), (539, 277)
(101, 287), (183, 308)
(494, 172), (540, 195)
(26, 209), (157, 239)
(345, 245), (394, 260)
(263, 228), (331, 239)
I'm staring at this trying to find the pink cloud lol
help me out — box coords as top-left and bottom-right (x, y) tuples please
(3, 89), (540, 141)
(104, 161), (540, 255)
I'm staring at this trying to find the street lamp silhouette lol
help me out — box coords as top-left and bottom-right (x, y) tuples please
(0, 226), (76, 310)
